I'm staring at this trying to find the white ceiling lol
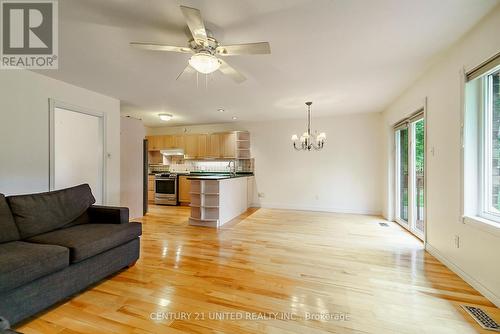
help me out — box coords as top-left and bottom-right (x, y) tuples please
(37, 0), (498, 127)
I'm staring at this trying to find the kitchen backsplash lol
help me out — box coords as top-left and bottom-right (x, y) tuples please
(150, 159), (254, 174)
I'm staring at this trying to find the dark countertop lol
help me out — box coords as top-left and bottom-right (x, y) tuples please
(187, 173), (253, 181)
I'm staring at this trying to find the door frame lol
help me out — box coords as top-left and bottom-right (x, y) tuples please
(394, 125), (410, 229)
(393, 98), (428, 243)
(48, 98), (107, 203)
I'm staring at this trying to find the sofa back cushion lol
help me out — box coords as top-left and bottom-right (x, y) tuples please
(7, 184), (96, 239)
(0, 194), (20, 243)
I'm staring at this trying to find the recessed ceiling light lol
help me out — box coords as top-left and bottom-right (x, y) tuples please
(159, 113), (173, 121)
(217, 108), (225, 113)
(232, 116), (238, 120)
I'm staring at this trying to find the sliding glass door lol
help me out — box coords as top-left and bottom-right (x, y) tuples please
(412, 117), (425, 237)
(394, 114), (425, 240)
(395, 127), (409, 226)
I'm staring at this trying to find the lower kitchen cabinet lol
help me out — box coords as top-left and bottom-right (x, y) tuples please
(178, 176), (191, 203)
(148, 175), (155, 203)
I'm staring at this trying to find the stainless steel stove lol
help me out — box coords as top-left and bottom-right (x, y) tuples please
(154, 173), (178, 205)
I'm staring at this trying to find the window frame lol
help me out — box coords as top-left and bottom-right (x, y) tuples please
(462, 63), (500, 237)
(479, 71), (500, 223)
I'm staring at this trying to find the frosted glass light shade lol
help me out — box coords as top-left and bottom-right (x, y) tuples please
(188, 53), (221, 74)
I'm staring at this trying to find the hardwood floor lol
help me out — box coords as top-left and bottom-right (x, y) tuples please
(18, 206), (499, 334)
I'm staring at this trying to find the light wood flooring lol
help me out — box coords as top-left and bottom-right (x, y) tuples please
(18, 206), (500, 334)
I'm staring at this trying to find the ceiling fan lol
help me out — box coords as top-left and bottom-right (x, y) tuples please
(130, 5), (271, 84)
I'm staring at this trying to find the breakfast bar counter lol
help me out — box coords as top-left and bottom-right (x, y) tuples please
(187, 175), (253, 227)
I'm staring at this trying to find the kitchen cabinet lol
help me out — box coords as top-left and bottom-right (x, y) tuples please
(148, 175), (155, 203)
(197, 134), (208, 158)
(178, 175), (191, 203)
(188, 176), (250, 228)
(184, 135), (198, 159)
(247, 176), (254, 207)
(146, 131), (251, 159)
(207, 133), (222, 158)
(147, 136), (162, 151)
(174, 135), (184, 150)
(221, 132), (237, 158)
(147, 135), (175, 151)
(162, 135), (175, 148)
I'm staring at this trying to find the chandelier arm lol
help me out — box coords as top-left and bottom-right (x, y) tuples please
(293, 142), (303, 151)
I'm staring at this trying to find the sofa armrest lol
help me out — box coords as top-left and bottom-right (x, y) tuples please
(88, 205), (129, 224)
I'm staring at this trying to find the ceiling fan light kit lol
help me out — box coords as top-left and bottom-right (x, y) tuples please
(130, 5), (271, 83)
(291, 102), (326, 151)
(188, 52), (220, 74)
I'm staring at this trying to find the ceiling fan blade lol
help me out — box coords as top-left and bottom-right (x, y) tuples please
(130, 42), (192, 53)
(216, 42), (271, 56)
(176, 65), (196, 80)
(180, 6), (208, 46)
(218, 59), (246, 83)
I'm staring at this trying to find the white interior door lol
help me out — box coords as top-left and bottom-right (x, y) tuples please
(50, 102), (105, 204)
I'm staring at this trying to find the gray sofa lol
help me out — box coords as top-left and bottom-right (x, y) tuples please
(0, 184), (142, 326)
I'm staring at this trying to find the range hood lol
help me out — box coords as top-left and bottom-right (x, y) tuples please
(160, 148), (184, 156)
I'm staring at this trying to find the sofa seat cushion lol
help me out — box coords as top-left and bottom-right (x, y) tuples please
(27, 223), (142, 263)
(0, 241), (69, 293)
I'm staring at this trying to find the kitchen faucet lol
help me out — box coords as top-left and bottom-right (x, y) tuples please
(227, 160), (236, 176)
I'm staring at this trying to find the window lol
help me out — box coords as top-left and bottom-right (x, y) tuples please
(482, 70), (500, 221)
(463, 54), (500, 232)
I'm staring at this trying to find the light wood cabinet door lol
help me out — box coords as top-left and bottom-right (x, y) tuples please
(179, 176), (191, 203)
(207, 133), (221, 158)
(197, 134), (208, 158)
(148, 175), (155, 203)
(174, 135), (185, 150)
(184, 135), (199, 159)
(147, 136), (161, 151)
(162, 135), (174, 149)
(222, 132), (237, 158)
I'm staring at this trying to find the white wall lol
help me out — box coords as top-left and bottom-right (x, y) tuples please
(120, 117), (146, 219)
(147, 112), (384, 215)
(0, 70), (121, 205)
(382, 6), (500, 306)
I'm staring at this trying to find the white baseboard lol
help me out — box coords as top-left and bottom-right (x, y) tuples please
(249, 202), (381, 216)
(426, 243), (500, 307)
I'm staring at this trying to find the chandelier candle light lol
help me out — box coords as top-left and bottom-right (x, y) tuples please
(291, 102), (326, 151)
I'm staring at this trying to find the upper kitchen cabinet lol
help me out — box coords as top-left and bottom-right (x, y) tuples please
(221, 132), (237, 158)
(163, 135), (175, 148)
(197, 134), (208, 158)
(207, 133), (222, 158)
(184, 134), (199, 159)
(146, 135), (174, 151)
(220, 131), (250, 159)
(146, 135), (161, 151)
(147, 131), (250, 159)
(174, 135), (184, 149)
(236, 131), (251, 159)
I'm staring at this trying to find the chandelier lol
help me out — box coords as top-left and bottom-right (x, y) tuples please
(291, 102), (326, 151)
